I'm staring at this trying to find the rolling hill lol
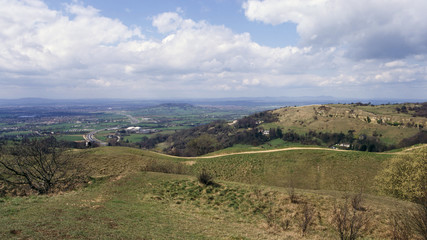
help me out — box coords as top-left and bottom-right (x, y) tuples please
(1, 145), (426, 239)
(146, 103), (427, 156)
(270, 103), (426, 145)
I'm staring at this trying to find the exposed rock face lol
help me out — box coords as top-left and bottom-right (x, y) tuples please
(275, 105), (426, 129)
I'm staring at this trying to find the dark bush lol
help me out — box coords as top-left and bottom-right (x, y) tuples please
(197, 169), (214, 186)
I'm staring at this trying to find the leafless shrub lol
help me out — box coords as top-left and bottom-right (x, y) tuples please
(389, 211), (413, 240)
(287, 174), (299, 204)
(264, 204), (292, 232)
(410, 202), (427, 240)
(317, 211), (323, 225)
(254, 191), (278, 228)
(280, 218), (291, 231)
(288, 186), (299, 204)
(332, 196), (370, 240)
(251, 190), (291, 232)
(264, 207), (279, 228)
(298, 203), (316, 236)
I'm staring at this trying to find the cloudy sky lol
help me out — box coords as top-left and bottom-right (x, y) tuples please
(1, 0), (426, 100)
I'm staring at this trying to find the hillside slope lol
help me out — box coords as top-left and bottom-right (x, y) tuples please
(2, 145), (426, 239)
(147, 103), (427, 156)
(75, 146), (426, 194)
(271, 103), (426, 145)
(0, 171), (418, 240)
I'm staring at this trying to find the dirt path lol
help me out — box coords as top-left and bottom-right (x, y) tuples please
(153, 144), (426, 162)
(192, 147), (348, 159)
(154, 147), (366, 160)
(401, 144), (426, 152)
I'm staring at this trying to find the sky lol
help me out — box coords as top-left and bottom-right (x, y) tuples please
(0, 0), (426, 100)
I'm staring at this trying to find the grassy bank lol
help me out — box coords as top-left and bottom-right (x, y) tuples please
(0, 171), (417, 239)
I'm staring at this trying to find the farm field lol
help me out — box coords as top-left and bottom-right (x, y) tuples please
(0, 101), (262, 145)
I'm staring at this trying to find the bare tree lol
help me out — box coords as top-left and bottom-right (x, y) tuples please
(332, 195), (370, 240)
(0, 137), (84, 195)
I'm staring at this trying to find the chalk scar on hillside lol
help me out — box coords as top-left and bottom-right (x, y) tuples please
(183, 161), (196, 166)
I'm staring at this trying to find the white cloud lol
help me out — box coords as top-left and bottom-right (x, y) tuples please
(384, 61), (406, 68)
(243, 0), (427, 60)
(0, 0), (425, 99)
(89, 78), (111, 87)
(152, 12), (185, 34)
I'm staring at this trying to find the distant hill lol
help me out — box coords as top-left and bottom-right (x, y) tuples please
(156, 103), (194, 108)
(143, 103), (427, 156)
(271, 103), (427, 145)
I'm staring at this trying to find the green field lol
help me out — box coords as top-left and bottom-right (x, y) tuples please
(0, 131), (33, 137)
(57, 134), (84, 142)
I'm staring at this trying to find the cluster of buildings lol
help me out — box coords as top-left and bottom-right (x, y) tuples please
(125, 127), (159, 134)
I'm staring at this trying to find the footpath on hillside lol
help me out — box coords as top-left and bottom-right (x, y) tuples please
(152, 144), (427, 161)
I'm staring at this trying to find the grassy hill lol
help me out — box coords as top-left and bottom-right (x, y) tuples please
(0, 171), (417, 239)
(145, 103), (427, 157)
(191, 149), (392, 193)
(1, 145), (426, 239)
(269, 103), (426, 145)
(73, 145), (426, 195)
(68, 146), (392, 194)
